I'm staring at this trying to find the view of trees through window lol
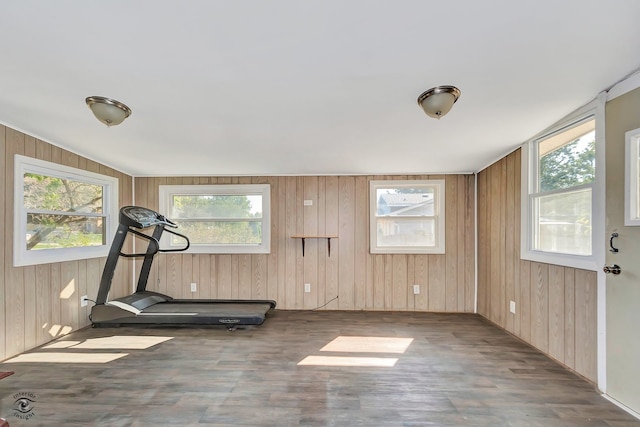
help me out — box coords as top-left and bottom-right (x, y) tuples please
(540, 131), (595, 191)
(534, 123), (595, 255)
(170, 194), (263, 245)
(24, 173), (105, 250)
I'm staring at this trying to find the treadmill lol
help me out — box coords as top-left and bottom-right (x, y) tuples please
(90, 206), (276, 329)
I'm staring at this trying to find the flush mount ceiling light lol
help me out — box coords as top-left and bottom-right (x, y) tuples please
(417, 85), (461, 119)
(85, 96), (132, 126)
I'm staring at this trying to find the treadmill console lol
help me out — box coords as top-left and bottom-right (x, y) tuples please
(120, 206), (176, 229)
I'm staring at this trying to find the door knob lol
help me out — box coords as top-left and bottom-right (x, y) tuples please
(603, 264), (621, 275)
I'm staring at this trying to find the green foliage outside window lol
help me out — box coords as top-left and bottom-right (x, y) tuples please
(171, 194), (262, 245)
(540, 134), (595, 192)
(24, 173), (104, 250)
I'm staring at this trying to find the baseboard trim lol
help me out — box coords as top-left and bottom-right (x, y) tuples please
(602, 393), (640, 420)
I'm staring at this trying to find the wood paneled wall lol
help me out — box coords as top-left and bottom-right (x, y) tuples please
(1, 125), (133, 361)
(477, 149), (598, 382)
(134, 175), (476, 313)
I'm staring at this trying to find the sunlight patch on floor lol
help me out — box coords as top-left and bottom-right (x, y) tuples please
(320, 336), (413, 353)
(4, 352), (128, 364)
(298, 355), (398, 367)
(43, 336), (173, 350)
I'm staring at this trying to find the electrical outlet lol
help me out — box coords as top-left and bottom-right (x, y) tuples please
(191, 282), (197, 292)
(509, 300), (516, 314)
(80, 295), (88, 307)
(304, 199), (313, 206)
(304, 283), (311, 293)
(413, 284), (420, 295)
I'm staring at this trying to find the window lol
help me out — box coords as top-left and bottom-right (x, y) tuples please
(625, 128), (640, 226)
(521, 98), (604, 270)
(158, 184), (271, 254)
(14, 155), (119, 267)
(370, 180), (445, 254)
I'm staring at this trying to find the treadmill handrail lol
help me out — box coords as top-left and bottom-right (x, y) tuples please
(119, 228), (161, 258)
(158, 228), (190, 253)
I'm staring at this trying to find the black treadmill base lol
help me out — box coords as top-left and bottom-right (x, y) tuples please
(91, 299), (276, 329)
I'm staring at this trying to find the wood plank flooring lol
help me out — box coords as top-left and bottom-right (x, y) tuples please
(0, 311), (638, 427)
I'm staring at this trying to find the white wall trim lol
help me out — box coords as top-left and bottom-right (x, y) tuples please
(474, 172), (478, 314)
(602, 393), (640, 420)
(607, 70), (640, 101)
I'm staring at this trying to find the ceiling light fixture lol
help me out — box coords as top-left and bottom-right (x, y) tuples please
(417, 85), (461, 119)
(85, 96), (132, 127)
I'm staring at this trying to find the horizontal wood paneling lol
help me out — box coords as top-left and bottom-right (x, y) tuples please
(1, 125), (133, 361)
(135, 174), (476, 313)
(477, 149), (598, 382)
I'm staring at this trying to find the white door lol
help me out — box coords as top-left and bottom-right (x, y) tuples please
(604, 87), (640, 414)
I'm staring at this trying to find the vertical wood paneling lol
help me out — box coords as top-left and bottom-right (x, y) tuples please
(575, 269), (597, 382)
(505, 154), (516, 333)
(477, 170), (488, 317)
(35, 264), (51, 346)
(354, 176), (367, 310)
(324, 176), (339, 309)
(513, 150), (522, 336)
(5, 128), (25, 357)
(548, 265), (565, 363)
(60, 261), (80, 331)
(316, 177), (327, 308)
(445, 175), (458, 311)
(477, 149), (598, 383)
(284, 176), (297, 307)
(531, 262), (550, 353)
(238, 254), (251, 299)
(392, 255), (408, 310)
(428, 255), (446, 311)
(520, 260), (532, 342)
(414, 255), (428, 311)
(217, 255), (232, 299)
(564, 268), (576, 370)
(303, 176), (319, 309)
(489, 163), (502, 326)
(131, 174), (474, 315)
(338, 176), (355, 309)
(294, 177), (304, 306)
(78, 260), (88, 327)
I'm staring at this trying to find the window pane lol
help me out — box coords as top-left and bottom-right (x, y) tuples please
(175, 221), (262, 245)
(376, 188), (434, 216)
(26, 214), (106, 250)
(376, 218), (435, 247)
(534, 188), (591, 255)
(171, 195), (262, 219)
(24, 173), (103, 213)
(538, 120), (595, 192)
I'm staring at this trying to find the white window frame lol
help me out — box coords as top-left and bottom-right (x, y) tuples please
(521, 97), (605, 270)
(13, 154), (119, 267)
(158, 184), (271, 254)
(624, 127), (640, 226)
(369, 179), (445, 254)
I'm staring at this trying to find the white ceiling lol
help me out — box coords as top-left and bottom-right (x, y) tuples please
(1, 1), (640, 177)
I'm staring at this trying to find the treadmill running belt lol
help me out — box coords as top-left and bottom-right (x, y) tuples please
(142, 302), (273, 317)
(127, 301), (275, 326)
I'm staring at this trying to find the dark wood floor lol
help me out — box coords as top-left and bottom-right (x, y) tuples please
(1, 310), (638, 427)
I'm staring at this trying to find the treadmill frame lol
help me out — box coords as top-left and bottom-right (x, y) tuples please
(91, 206), (276, 328)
